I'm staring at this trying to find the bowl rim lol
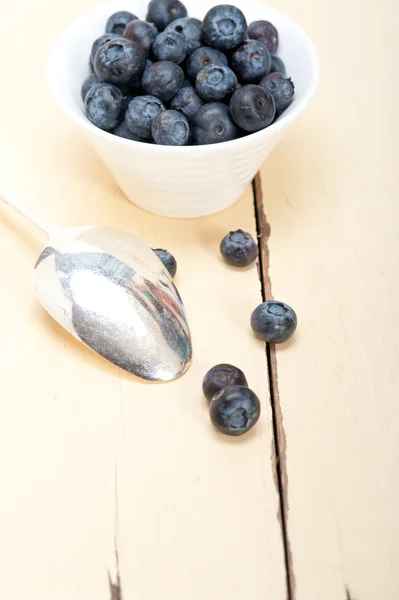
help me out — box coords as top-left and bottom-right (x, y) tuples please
(47, 0), (320, 154)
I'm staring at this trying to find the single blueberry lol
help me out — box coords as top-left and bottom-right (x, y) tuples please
(230, 84), (275, 132)
(81, 73), (101, 101)
(152, 110), (190, 145)
(196, 64), (237, 102)
(170, 86), (204, 121)
(90, 33), (119, 68)
(106, 11), (138, 36)
(124, 20), (158, 55)
(231, 40), (271, 83)
(248, 20), (279, 54)
(125, 95), (165, 138)
(112, 120), (149, 142)
(186, 46), (228, 80)
(270, 54), (286, 75)
(203, 364), (248, 402)
(85, 83), (124, 130)
(153, 30), (188, 64)
(259, 72), (295, 116)
(94, 39), (146, 86)
(153, 248), (178, 277)
(201, 5), (247, 50)
(220, 229), (258, 267)
(146, 0), (188, 31)
(210, 385), (261, 436)
(165, 17), (202, 55)
(251, 301), (297, 344)
(142, 61), (184, 102)
(192, 102), (237, 145)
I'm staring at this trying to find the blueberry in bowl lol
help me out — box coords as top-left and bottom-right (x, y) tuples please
(94, 38), (147, 86)
(152, 30), (188, 63)
(196, 64), (237, 102)
(259, 71), (295, 116)
(85, 83), (125, 130)
(165, 17), (202, 55)
(230, 84), (276, 132)
(142, 61), (184, 102)
(201, 5), (247, 50)
(79, 2), (304, 147)
(186, 46), (229, 81)
(125, 95), (165, 138)
(231, 40), (272, 83)
(146, 0), (188, 31)
(170, 85), (204, 121)
(192, 103), (237, 145)
(152, 110), (191, 145)
(49, 0), (319, 216)
(124, 20), (158, 55)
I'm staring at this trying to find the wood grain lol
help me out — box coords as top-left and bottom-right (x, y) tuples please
(258, 0), (399, 597)
(0, 1), (286, 599)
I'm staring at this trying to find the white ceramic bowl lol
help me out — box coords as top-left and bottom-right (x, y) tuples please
(47, 0), (319, 218)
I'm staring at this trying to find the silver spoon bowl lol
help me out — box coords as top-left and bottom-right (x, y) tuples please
(1, 193), (192, 382)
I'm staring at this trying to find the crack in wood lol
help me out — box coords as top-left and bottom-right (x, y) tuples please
(346, 586), (354, 600)
(108, 562), (123, 600)
(109, 459), (123, 600)
(252, 173), (295, 600)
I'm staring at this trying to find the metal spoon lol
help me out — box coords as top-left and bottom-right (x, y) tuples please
(0, 191), (192, 382)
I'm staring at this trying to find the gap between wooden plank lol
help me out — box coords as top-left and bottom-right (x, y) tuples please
(252, 173), (295, 600)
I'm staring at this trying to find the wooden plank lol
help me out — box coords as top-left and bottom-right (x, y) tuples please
(257, 0), (399, 597)
(0, 1), (286, 599)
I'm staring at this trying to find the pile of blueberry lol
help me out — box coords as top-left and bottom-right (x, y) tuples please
(202, 299), (296, 437)
(155, 232), (297, 436)
(82, 1), (295, 146)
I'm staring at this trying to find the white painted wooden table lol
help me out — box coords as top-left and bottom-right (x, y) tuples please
(0, 0), (398, 599)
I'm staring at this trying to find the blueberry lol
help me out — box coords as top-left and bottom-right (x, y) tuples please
(146, 0), (188, 32)
(220, 229), (258, 267)
(203, 364), (248, 402)
(153, 30), (188, 64)
(270, 54), (286, 75)
(152, 110), (190, 145)
(170, 86), (204, 121)
(230, 84), (275, 132)
(196, 64), (237, 102)
(90, 33), (119, 68)
(94, 39), (146, 87)
(186, 47), (228, 80)
(248, 20), (279, 54)
(259, 72), (295, 116)
(165, 17), (202, 55)
(210, 385), (261, 436)
(112, 120), (149, 142)
(231, 40), (271, 83)
(85, 83), (124, 130)
(125, 95), (165, 138)
(106, 11), (138, 36)
(124, 20), (158, 55)
(81, 73), (101, 101)
(142, 61), (184, 102)
(192, 102), (237, 145)
(153, 248), (177, 277)
(251, 301), (297, 343)
(202, 5), (247, 51)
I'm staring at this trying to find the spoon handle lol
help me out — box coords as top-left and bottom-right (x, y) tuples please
(0, 190), (57, 239)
